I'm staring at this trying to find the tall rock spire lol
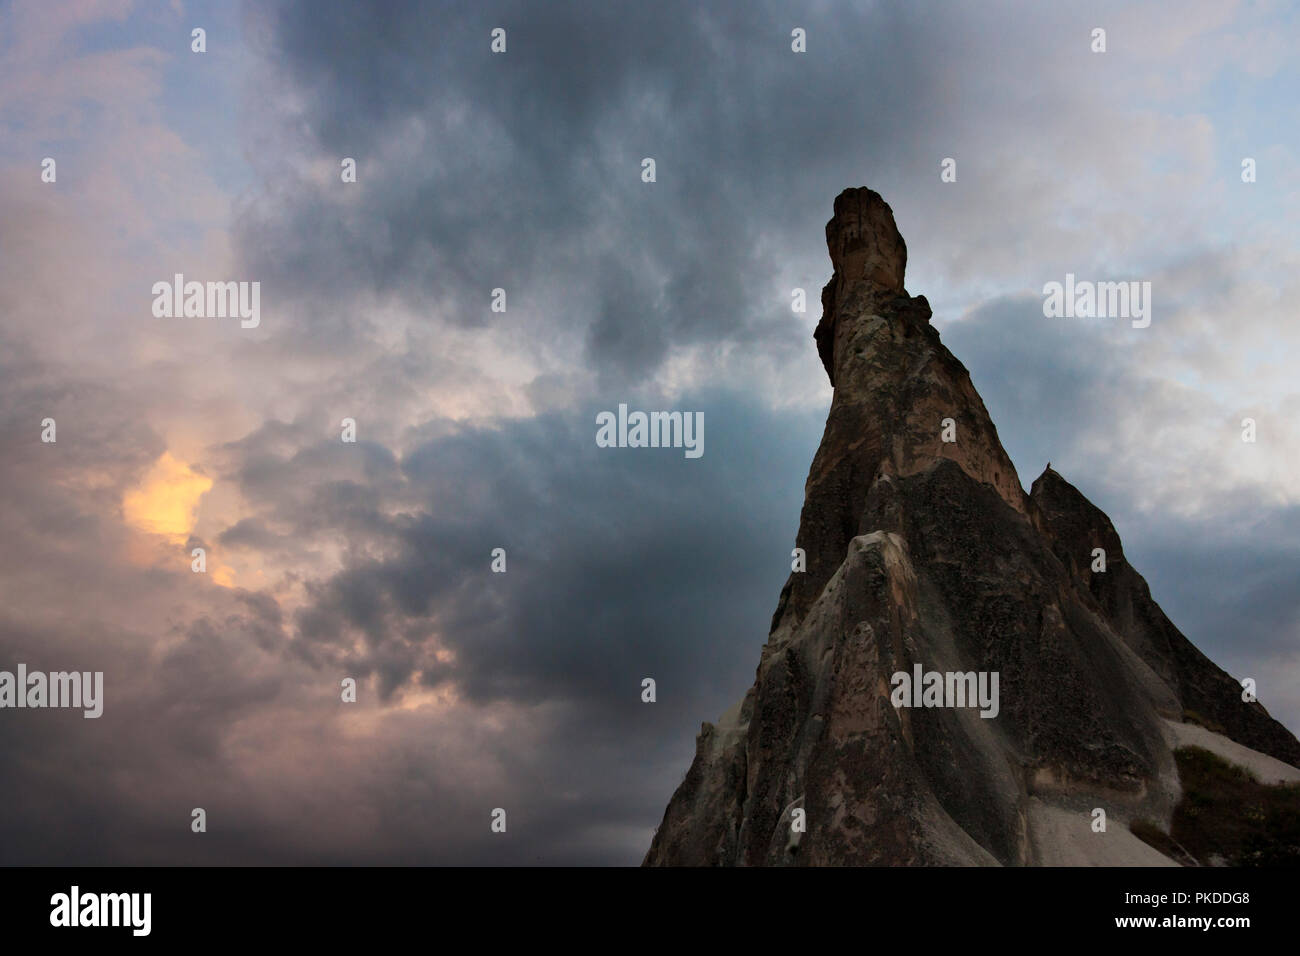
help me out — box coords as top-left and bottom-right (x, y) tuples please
(781, 188), (1027, 639)
(644, 188), (1300, 867)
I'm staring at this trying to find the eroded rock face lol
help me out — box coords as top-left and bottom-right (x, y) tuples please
(1029, 467), (1300, 768)
(644, 188), (1300, 866)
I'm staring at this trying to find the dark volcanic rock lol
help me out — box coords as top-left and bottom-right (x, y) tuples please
(644, 188), (1300, 866)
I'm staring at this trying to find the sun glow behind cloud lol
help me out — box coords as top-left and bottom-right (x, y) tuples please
(122, 451), (213, 542)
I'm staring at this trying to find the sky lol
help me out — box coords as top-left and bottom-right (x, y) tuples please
(1, 0), (1298, 865)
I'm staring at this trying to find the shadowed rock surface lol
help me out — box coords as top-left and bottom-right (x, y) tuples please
(644, 187), (1300, 866)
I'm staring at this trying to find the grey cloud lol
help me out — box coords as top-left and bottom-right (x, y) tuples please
(236, 0), (964, 383)
(0, 373), (827, 863)
(227, 392), (825, 717)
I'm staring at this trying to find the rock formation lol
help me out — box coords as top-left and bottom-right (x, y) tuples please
(644, 187), (1300, 866)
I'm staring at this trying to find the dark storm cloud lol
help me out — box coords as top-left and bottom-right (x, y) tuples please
(222, 391), (824, 715)
(213, 0), (1300, 865)
(0, 368), (825, 864)
(236, 0), (964, 381)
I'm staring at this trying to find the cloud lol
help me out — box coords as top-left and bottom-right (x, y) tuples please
(0, 373), (823, 863)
